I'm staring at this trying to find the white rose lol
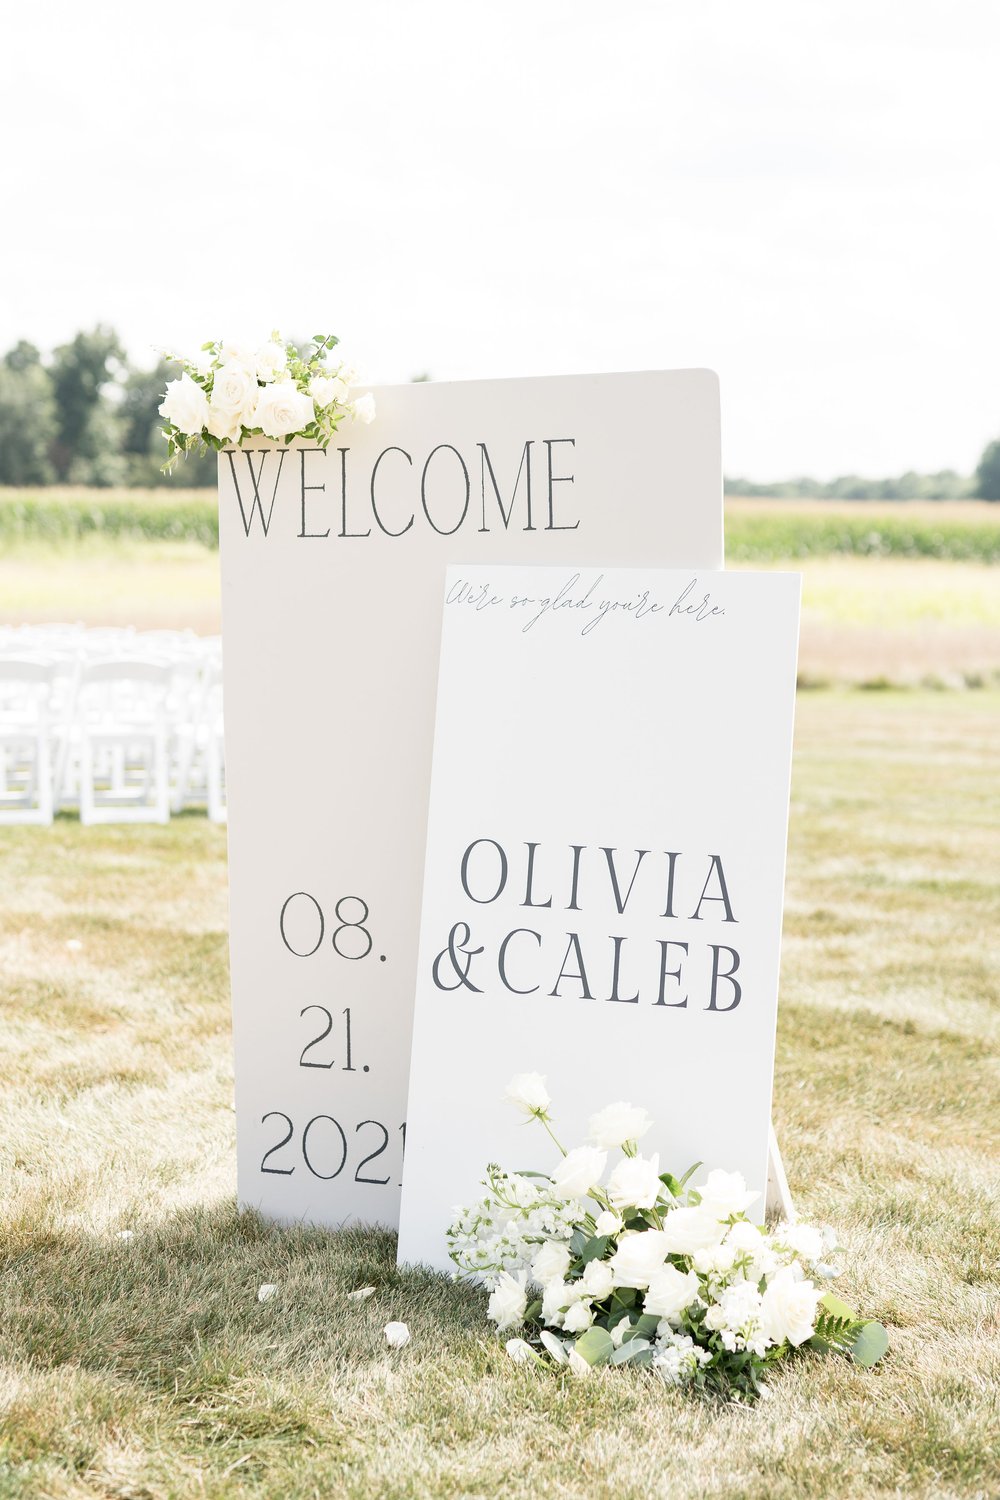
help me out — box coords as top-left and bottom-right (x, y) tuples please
(221, 340), (256, 369)
(659, 1206), (729, 1257)
(595, 1210), (623, 1237)
(551, 1146), (607, 1200)
(775, 1221), (824, 1263)
(692, 1243), (736, 1276)
(587, 1102), (653, 1150)
(504, 1073), (550, 1117)
(338, 362), (360, 388)
(255, 340), (287, 382)
(760, 1268), (822, 1347)
(205, 404), (246, 445)
(383, 1321), (410, 1348)
(309, 373), (348, 408)
(531, 1240), (571, 1287)
(350, 392), (376, 424)
(695, 1168), (759, 1220)
(253, 380), (315, 439)
(487, 1271), (527, 1332)
(562, 1300), (594, 1333)
(158, 374), (210, 436)
(541, 1278), (573, 1326)
(607, 1153), (662, 1210)
(643, 1264), (700, 1321)
(505, 1337), (534, 1365)
(608, 1230), (671, 1289)
(580, 1258), (614, 1301)
(211, 359), (259, 416)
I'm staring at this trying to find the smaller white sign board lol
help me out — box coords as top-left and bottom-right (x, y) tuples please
(397, 564), (801, 1272)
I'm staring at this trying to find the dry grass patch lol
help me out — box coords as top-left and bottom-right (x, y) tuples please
(1, 692), (998, 1498)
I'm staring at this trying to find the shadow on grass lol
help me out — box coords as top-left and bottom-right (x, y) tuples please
(1, 1199), (485, 1393)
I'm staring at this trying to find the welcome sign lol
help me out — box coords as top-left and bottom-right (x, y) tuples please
(397, 564), (800, 1272)
(218, 372), (723, 1228)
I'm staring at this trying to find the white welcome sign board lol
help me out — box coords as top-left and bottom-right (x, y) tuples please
(218, 372), (723, 1228)
(398, 564), (800, 1272)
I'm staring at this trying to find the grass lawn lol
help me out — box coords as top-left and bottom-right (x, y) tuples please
(1, 691), (997, 1499)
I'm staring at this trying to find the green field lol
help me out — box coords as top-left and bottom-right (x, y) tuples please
(2, 494), (998, 687)
(1, 691), (998, 1499)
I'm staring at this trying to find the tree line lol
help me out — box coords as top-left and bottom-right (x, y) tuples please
(0, 327), (998, 496)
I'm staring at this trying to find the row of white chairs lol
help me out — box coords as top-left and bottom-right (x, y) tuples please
(0, 625), (226, 826)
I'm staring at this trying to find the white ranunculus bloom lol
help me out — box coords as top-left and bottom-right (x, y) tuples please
(587, 1101), (653, 1150)
(643, 1264), (700, 1321)
(775, 1221), (824, 1263)
(541, 1279), (572, 1326)
(487, 1271), (528, 1331)
(159, 374), (210, 436)
(562, 1299), (594, 1333)
(254, 380), (316, 439)
(725, 1220), (765, 1253)
(608, 1230), (671, 1289)
(695, 1168), (759, 1220)
(309, 373), (348, 408)
(551, 1146), (607, 1200)
(760, 1268), (822, 1347)
(205, 404), (245, 445)
(580, 1258), (614, 1301)
(659, 1206), (729, 1256)
(384, 1321), (411, 1348)
(531, 1240), (571, 1287)
(505, 1337), (534, 1365)
(255, 340), (287, 382)
(211, 359), (259, 416)
(504, 1073), (551, 1117)
(594, 1210), (623, 1237)
(606, 1152), (662, 1210)
(350, 392), (376, 424)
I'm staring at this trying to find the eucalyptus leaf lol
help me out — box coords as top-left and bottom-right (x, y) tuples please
(579, 1235), (610, 1266)
(820, 1291), (856, 1322)
(634, 1313), (661, 1338)
(850, 1321), (889, 1368)
(574, 1326), (614, 1367)
(611, 1338), (652, 1365)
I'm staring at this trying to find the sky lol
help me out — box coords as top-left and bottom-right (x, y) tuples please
(1, 0), (997, 480)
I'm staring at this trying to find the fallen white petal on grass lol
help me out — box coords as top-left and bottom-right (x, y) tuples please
(347, 1287), (376, 1302)
(116, 1230), (134, 1242)
(66, 939), (82, 952)
(505, 1338), (534, 1365)
(257, 1283), (278, 1302)
(384, 1321), (410, 1348)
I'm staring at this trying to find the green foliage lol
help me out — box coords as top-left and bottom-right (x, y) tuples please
(0, 490), (219, 547)
(726, 506), (1000, 562)
(727, 470), (974, 500)
(974, 439), (1000, 501)
(0, 362), (58, 484)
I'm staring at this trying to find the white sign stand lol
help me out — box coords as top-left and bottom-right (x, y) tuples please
(397, 564), (801, 1272)
(217, 372), (725, 1229)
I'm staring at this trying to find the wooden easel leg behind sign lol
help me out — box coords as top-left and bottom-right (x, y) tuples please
(766, 1123), (795, 1222)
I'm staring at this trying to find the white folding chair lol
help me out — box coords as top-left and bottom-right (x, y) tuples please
(0, 657), (57, 825)
(203, 659), (227, 824)
(77, 659), (172, 825)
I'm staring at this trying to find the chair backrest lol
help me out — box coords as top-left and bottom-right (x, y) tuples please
(81, 658), (174, 687)
(0, 656), (59, 684)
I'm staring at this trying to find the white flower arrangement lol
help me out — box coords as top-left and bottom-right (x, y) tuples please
(157, 332), (374, 472)
(448, 1075), (888, 1401)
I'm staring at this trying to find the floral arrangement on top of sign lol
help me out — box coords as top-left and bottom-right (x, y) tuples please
(157, 332), (374, 473)
(448, 1076), (888, 1401)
